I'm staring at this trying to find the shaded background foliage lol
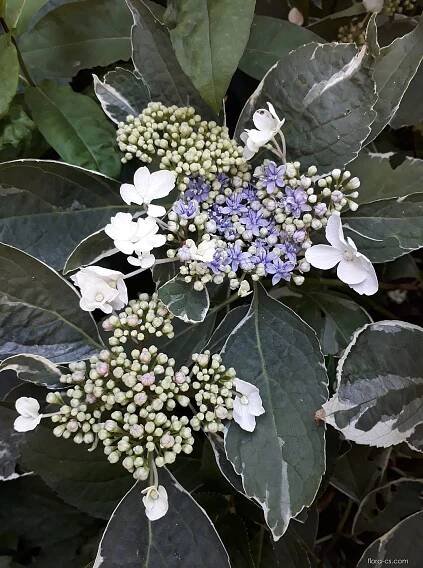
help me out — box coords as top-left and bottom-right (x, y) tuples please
(0, 0), (423, 567)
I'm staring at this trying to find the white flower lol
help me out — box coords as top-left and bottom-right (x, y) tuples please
(288, 7), (304, 25)
(305, 212), (378, 295)
(142, 485), (168, 521)
(71, 266), (128, 313)
(127, 253), (156, 269)
(189, 239), (216, 263)
(363, 0), (384, 13)
(240, 102), (285, 160)
(233, 378), (265, 432)
(120, 167), (176, 217)
(105, 212), (141, 255)
(14, 397), (42, 432)
(133, 217), (166, 254)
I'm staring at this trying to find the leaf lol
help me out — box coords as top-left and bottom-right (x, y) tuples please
(239, 15), (324, 81)
(154, 311), (216, 367)
(18, 0), (132, 82)
(357, 511), (423, 567)
(236, 43), (376, 173)
(343, 193), (423, 263)
(0, 403), (25, 480)
(168, 0), (255, 112)
(0, 34), (19, 119)
(331, 445), (391, 502)
(4, 0), (46, 34)
(367, 19), (423, 143)
(207, 434), (244, 494)
(21, 423), (133, 519)
(204, 305), (249, 353)
(352, 152), (423, 204)
(0, 159), (130, 270)
(214, 512), (255, 568)
(25, 82), (121, 177)
(158, 277), (210, 323)
(63, 230), (118, 275)
(93, 67), (150, 125)
(126, 0), (211, 114)
(93, 469), (231, 567)
(223, 284), (328, 539)
(281, 290), (371, 356)
(251, 523), (311, 568)
(0, 243), (101, 363)
(352, 478), (423, 535)
(323, 320), (423, 449)
(0, 354), (63, 388)
(391, 64), (423, 129)
(0, 102), (47, 162)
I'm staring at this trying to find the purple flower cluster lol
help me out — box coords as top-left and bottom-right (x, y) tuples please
(185, 177), (211, 202)
(173, 199), (199, 219)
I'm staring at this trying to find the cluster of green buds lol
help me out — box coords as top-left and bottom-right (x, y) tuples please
(116, 102), (250, 191)
(45, 295), (240, 480)
(383, 0), (416, 15)
(337, 18), (366, 46)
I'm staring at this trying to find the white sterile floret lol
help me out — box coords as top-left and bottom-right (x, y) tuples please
(233, 378), (265, 432)
(104, 212), (141, 255)
(120, 166), (176, 217)
(14, 397), (42, 432)
(305, 212), (378, 295)
(71, 266), (128, 313)
(142, 485), (168, 521)
(241, 102), (285, 160)
(188, 239), (216, 263)
(363, 0), (384, 13)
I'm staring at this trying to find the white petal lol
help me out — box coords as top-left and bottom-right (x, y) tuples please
(337, 258), (369, 285)
(15, 397), (40, 418)
(120, 183), (143, 205)
(325, 213), (347, 249)
(242, 144), (257, 160)
(147, 204), (166, 217)
(139, 254), (155, 268)
(349, 255), (378, 295)
(233, 399), (257, 432)
(143, 486), (168, 521)
(305, 245), (343, 269)
(234, 378), (258, 397)
(253, 108), (277, 132)
(133, 166), (151, 190)
(248, 392), (265, 416)
(149, 170), (176, 199)
(114, 240), (136, 255)
(14, 414), (41, 432)
(247, 128), (273, 147)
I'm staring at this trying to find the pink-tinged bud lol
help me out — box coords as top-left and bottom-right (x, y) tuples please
(174, 371), (187, 385)
(134, 392), (148, 406)
(288, 7), (304, 26)
(66, 420), (79, 432)
(130, 424), (144, 438)
(160, 432), (175, 448)
(96, 362), (109, 376)
(141, 373), (155, 386)
(102, 318), (113, 331)
(127, 315), (139, 326)
(140, 348), (151, 363)
(85, 394), (97, 404)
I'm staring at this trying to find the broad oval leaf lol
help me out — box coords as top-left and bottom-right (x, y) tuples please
(391, 64), (423, 129)
(93, 67), (150, 125)
(93, 469), (230, 567)
(204, 305), (249, 353)
(158, 277), (210, 323)
(0, 243), (101, 362)
(344, 193), (423, 263)
(0, 403), (25, 480)
(0, 33), (19, 119)
(239, 15), (324, 80)
(323, 320), (423, 449)
(223, 284), (328, 539)
(0, 354), (63, 387)
(25, 82), (121, 177)
(357, 511), (423, 567)
(235, 42), (376, 173)
(21, 423), (133, 519)
(0, 159), (129, 269)
(168, 0), (255, 113)
(18, 0), (132, 82)
(64, 229), (118, 275)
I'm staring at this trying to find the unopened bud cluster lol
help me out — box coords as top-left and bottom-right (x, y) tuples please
(45, 296), (239, 480)
(116, 102), (249, 191)
(337, 19), (366, 46)
(383, 0), (416, 15)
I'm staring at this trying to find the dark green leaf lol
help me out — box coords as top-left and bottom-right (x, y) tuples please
(223, 285), (328, 539)
(357, 511), (423, 567)
(93, 67), (150, 125)
(158, 277), (210, 323)
(0, 354), (63, 387)
(215, 513), (255, 568)
(25, 82), (121, 177)
(0, 159), (129, 269)
(0, 403), (25, 480)
(236, 43), (376, 172)
(208, 434), (244, 494)
(0, 243), (101, 362)
(251, 524), (311, 568)
(391, 64), (423, 129)
(64, 230), (117, 275)
(18, 0), (132, 82)
(344, 193), (423, 262)
(126, 0), (211, 114)
(0, 102), (47, 162)
(367, 19), (423, 143)
(168, 0), (255, 112)
(239, 15), (324, 80)
(4, 0), (46, 35)
(21, 423), (133, 519)
(353, 478), (423, 535)
(323, 320), (423, 448)
(0, 34), (19, 119)
(204, 305), (249, 353)
(93, 469), (230, 567)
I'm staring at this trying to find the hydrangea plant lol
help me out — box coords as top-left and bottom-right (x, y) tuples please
(0, 0), (423, 566)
